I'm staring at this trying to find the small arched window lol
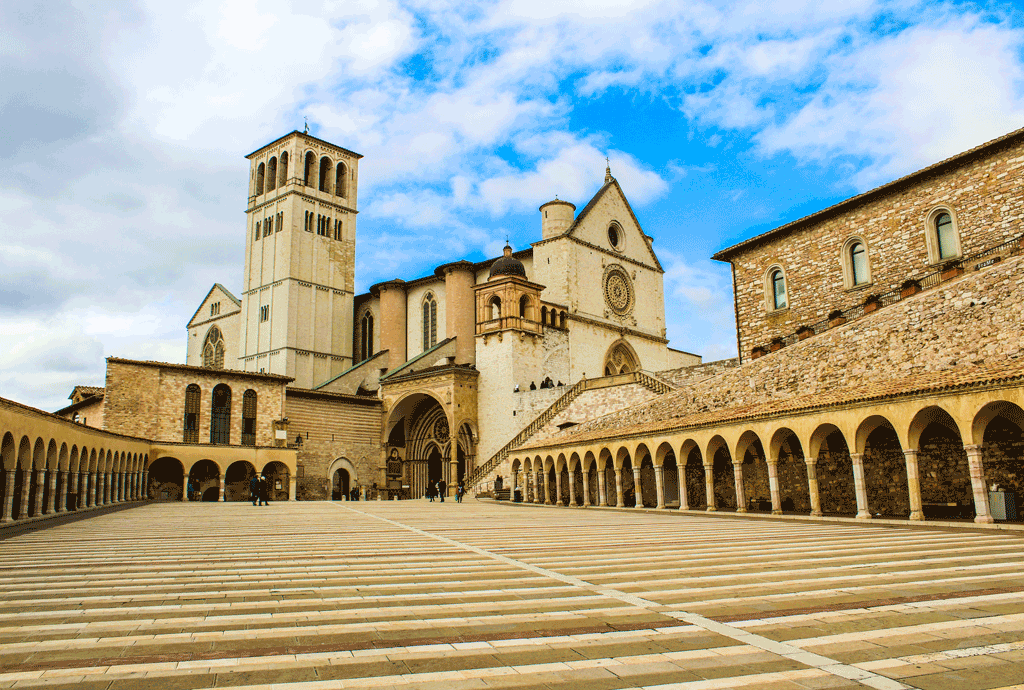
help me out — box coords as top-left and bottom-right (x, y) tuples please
(519, 295), (530, 319)
(319, 156), (331, 193)
(183, 384), (200, 443)
(559, 311), (567, 328)
(540, 306), (548, 325)
(210, 384), (231, 445)
(279, 151), (288, 186)
(256, 162), (265, 195)
(335, 162), (347, 198)
(202, 326), (225, 369)
(422, 295), (437, 351)
(304, 151), (315, 186)
(360, 311), (374, 361)
(266, 157), (277, 191)
(768, 268), (787, 310)
(850, 242), (868, 285)
(241, 390), (257, 446)
(490, 296), (502, 321)
(935, 212), (956, 260)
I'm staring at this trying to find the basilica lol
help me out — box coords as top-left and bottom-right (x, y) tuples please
(2, 126), (1024, 523)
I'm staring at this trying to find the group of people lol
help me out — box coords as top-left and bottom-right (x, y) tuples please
(249, 474), (271, 506)
(426, 479), (465, 502)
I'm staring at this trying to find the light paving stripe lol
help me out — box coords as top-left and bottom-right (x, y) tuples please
(337, 503), (913, 690)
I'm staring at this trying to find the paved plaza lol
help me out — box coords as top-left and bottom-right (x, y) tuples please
(1, 502), (1024, 690)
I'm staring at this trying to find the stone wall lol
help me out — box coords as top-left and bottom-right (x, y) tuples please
(655, 358), (739, 388)
(566, 253), (1024, 439)
(722, 132), (1024, 358)
(104, 359), (288, 446)
(284, 389), (382, 500)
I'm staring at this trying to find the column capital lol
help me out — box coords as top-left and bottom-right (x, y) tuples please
(963, 444), (983, 455)
(902, 448), (919, 457)
(849, 452), (864, 462)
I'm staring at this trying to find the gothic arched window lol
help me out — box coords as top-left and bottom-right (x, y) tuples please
(255, 162), (265, 195)
(241, 389), (257, 446)
(303, 151), (315, 186)
(202, 326), (225, 369)
(360, 311), (374, 361)
(183, 384), (200, 443)
(279, 151), (288, 186)
(210, 384), (231, 445)
(319, 156), (331, 192)
(422, 295), (437, 351)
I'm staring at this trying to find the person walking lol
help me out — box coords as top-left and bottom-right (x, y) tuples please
(438, 478), (447, 502)
(456, 480), (464, 503)
(258, 475), (269, 506)
(249, 474), (259, 506)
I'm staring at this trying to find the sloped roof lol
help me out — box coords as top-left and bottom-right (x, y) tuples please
(712, 125), (1024, 261)
(380, 338), (456, 381)
(552, 177), (663, 272)
(187, 283), (241, 328)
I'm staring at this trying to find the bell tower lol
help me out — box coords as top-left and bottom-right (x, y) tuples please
(239, 131), (362, 388)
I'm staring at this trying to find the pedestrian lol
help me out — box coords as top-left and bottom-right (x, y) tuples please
(456, 480), (464, 503)
(249, 474), (259, 506)
(438, 478), (447, 502)
(427, 482), (435, 502)
(187, 477), (197, 501)
(258, 475), (269, 506)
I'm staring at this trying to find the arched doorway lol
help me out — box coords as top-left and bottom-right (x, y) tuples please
(149, 457), (184, 501)
(188, 460), (221, 502)
(225, 461), (257, 502)
(333, 469), (350, 500)
(328, 457), (359, 501)
(386, 393), (456, 499)
(262, 462), (290, 501)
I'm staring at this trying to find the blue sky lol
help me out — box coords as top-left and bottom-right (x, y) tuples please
(2, 0), (1024, 411)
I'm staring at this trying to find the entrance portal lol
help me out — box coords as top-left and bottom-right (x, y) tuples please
(333, 468), (350, 499)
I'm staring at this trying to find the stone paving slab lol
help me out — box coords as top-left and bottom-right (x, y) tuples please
(2, 501), (1024, 689)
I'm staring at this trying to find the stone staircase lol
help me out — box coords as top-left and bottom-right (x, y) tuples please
(466, 370), (674, 489)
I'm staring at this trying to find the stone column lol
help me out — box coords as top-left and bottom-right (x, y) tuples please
(615, 467), (625, 507)
(678, 463), (689, 510)
(80, 473), (89, 508)
(704, 464), (716, 511)
(31, 470), (45, 513)
(2, 470), (15, 522)
(850, 453), (871, 519)
(964, 444), (994, 524)
(632, 465), (643, 508)
(582, 469), (590, 507)
(512, 470), (519, 499)
(120, 473), (127, 501)
(654, 465), (665, 509)
(733, 462), (747, 513)
(767, 460), (782, 514)
(180, 471), (188, 502)
(806, 460), (822, 517)
(555, 469), (563, 506)
(20, 471), (32, 517)
(598, 468), (607, 506)
(57, 471), (68, 512)
(69, 472), (80, 511)
(535, 471), (543, 504)
(568, 470), (576, 506)
(34, 469), (46, 516)
(289, 475), (297, 501)
(111, 473), (119, 503)
(46, 470), (59, 514)
(142, 470), (149, 499)
(903, 449), (923, 520)
(103, 473), (111, 504)
(130, 472), (137, 500)
(219, 476), (226, 502)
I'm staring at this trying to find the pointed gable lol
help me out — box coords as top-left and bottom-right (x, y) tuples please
(187, 283), (242, 329)
(562, 179), (663, 272)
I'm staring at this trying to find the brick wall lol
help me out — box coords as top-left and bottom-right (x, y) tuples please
(285, 390), (382, 499)
(104, 359), (287, 446)
(722, 133), (1024, 358)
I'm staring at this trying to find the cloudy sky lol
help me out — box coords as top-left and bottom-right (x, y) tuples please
(3, 0), (1024, 412)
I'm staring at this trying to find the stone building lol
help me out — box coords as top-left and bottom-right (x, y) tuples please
(500, 127), (1024, 525)
(5, 126), (1024, 523)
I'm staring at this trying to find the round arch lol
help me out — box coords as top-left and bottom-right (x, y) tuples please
(328, 457), (359, 501)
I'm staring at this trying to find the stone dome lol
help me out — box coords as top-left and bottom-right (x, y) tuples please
(488, 244), (526, 279)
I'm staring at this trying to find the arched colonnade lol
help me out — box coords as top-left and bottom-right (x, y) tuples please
(509, 390), (1024, 524)
(1, 402), (151, 523)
